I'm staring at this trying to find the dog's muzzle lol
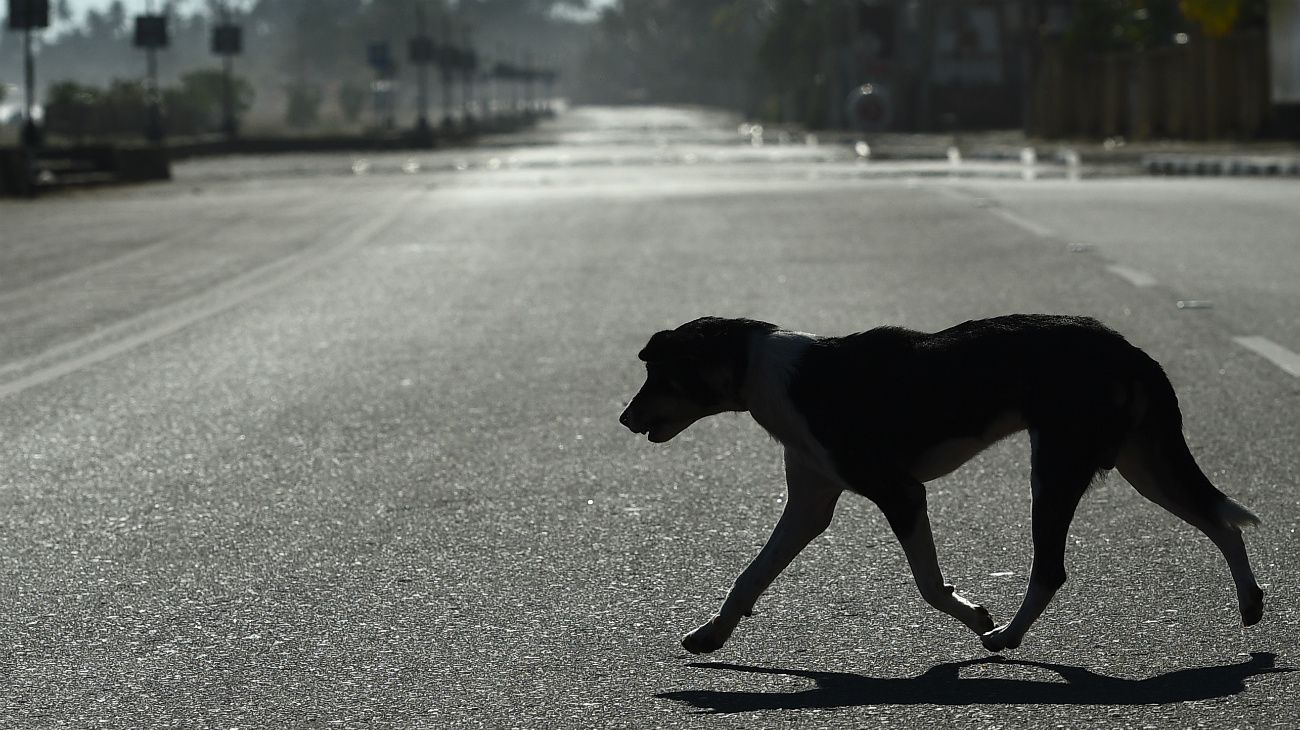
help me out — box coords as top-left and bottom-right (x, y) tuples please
(619, 407), (645, 434)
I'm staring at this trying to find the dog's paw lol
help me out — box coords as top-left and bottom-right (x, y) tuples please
(1241, 587), (1265, 627)
(972, 604), (996, 635)
(681, 621), (728, 655)
(980, 625), (1021, 653)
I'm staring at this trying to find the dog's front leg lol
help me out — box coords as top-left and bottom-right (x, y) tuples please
(870, 477), (996, 637)
(681, 452), (841, 654)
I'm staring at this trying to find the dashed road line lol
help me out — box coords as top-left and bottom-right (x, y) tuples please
(0, 190), (419, 400)
(929, 184), (1056, 238)
(1232, 336), (1300, 378)
(986, 206), (1055, 238)
(927, 182), (1299, 382)
(1105, 264), (1158, 288)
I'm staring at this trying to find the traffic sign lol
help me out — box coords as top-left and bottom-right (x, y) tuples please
(134, 14), (168, 49)
(212, 24), (242, 55)
(7, 0), (50, 30)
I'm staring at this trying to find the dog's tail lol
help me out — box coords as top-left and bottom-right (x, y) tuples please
(1126, 349), (1261, 529)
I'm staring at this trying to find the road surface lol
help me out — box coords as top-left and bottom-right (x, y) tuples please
(1, 107), (1297, 728)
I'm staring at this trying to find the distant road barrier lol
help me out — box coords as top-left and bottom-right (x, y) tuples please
(0, 145), (171, 196)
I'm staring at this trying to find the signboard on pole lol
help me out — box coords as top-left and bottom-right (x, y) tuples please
(7, 0), (50, 29)
(212, 24), (242, 56)
(134, 14), (169, 49)
(367, 41), (397, 77)
(367, 42), (391, 68)
(409, 36), (434, 65)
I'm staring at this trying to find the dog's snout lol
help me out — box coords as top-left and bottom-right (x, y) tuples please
(619, 402), (643, 433)
(618, 405), (639, 428)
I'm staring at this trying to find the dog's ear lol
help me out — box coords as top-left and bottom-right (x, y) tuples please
(638, 330), (677, 362)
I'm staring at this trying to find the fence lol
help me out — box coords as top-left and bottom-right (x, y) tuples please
(1030, 31), (1271, 140)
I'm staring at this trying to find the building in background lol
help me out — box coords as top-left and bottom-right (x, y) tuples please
(1270, 0), (1300, 134)
(815, 0), (1070, 133)
(807, 0), (1294, 139)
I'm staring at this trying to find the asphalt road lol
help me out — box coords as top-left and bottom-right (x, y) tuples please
(1, 107), (1298, 728)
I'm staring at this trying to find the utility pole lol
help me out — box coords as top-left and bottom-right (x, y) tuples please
(524, 51), (536, 116)
(460, 24), (477, 127)
(543, 68), (557, 115)
(133, 0), (169, 144)
(211, 2), (243, 140)
(409, 3), (434, 139)
(366, 41), (396, 129)
(496, 46), (517, 116)
(7, 0), (50, 195)
(438, 15), (455, 129)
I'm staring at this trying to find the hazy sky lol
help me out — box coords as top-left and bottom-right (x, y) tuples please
(67, 0), (165, 15)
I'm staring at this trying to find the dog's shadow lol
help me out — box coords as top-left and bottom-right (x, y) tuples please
(658, 652), (1290, 714)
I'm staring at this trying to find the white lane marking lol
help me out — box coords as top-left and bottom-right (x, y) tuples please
(0, 225), (206, 308)
(987, 207), (1055, 238)
(928, 184), (976, 204)
(928, 184), (1055, 238)
(1233, 336), (1300, 378)
(1105, 264), (1158, 288)
(0, 191), (418, 400)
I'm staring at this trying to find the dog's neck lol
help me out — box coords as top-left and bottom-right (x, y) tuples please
(741, 329), (819, 449)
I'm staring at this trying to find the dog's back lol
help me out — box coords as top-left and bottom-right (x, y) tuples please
(791, 314), (1148, 476)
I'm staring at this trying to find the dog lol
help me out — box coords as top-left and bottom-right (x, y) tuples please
(619, 314), (1263, 654)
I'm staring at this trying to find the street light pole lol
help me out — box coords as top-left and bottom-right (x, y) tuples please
(461, 25), (476, 126)
(8, 0), (50, 196)
(524, 51), (535, 115)
(222, 51), (235, 138)
(22, 23), (37, 147)
(134, 2), (169, 144)
(411, 3), (432, 137)
(146, 44), (161, 142)
(417, 46), (429, 134)
(212, 2), (243, 140)
(439, 16), (454, 129)
(485, 52), (496, 121)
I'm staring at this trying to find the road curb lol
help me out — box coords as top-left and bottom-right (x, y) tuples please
(1142, 154), (1300, 177)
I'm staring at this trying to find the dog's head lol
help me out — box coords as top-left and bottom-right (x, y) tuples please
(620, 317), (776, 443)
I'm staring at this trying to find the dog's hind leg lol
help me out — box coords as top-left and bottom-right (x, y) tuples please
(871, 477), (996, 637)
(681, 452), (841, 655)
(982, 429), (1094, 652)
(1116, 424), (1263, 626)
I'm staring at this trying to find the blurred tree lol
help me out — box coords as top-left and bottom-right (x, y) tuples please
(99, 80), (149, 136)
(285, 81), (322, 129)
(338, 80), (367, 124)
(43, 79), (148, 139)
(1180, 0), (1240, 35)
(45, 73), (253, 140)
(1062, 0), (1267, 50)
(177, 69), (255, 115)
(754, 0), (843, 126)
(1064, 0), (1188, 51)
(164, 69), (255, 134)
(86, 1), (129, 39)
(44, 82), (102, 141)
(577, 0), (769, 109)
(1179, 0), (1267, 35)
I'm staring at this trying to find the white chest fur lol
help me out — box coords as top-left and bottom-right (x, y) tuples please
(743, 330), (845, 484)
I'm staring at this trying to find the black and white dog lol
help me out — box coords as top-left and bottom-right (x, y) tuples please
(619, 315), (1263, 654)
